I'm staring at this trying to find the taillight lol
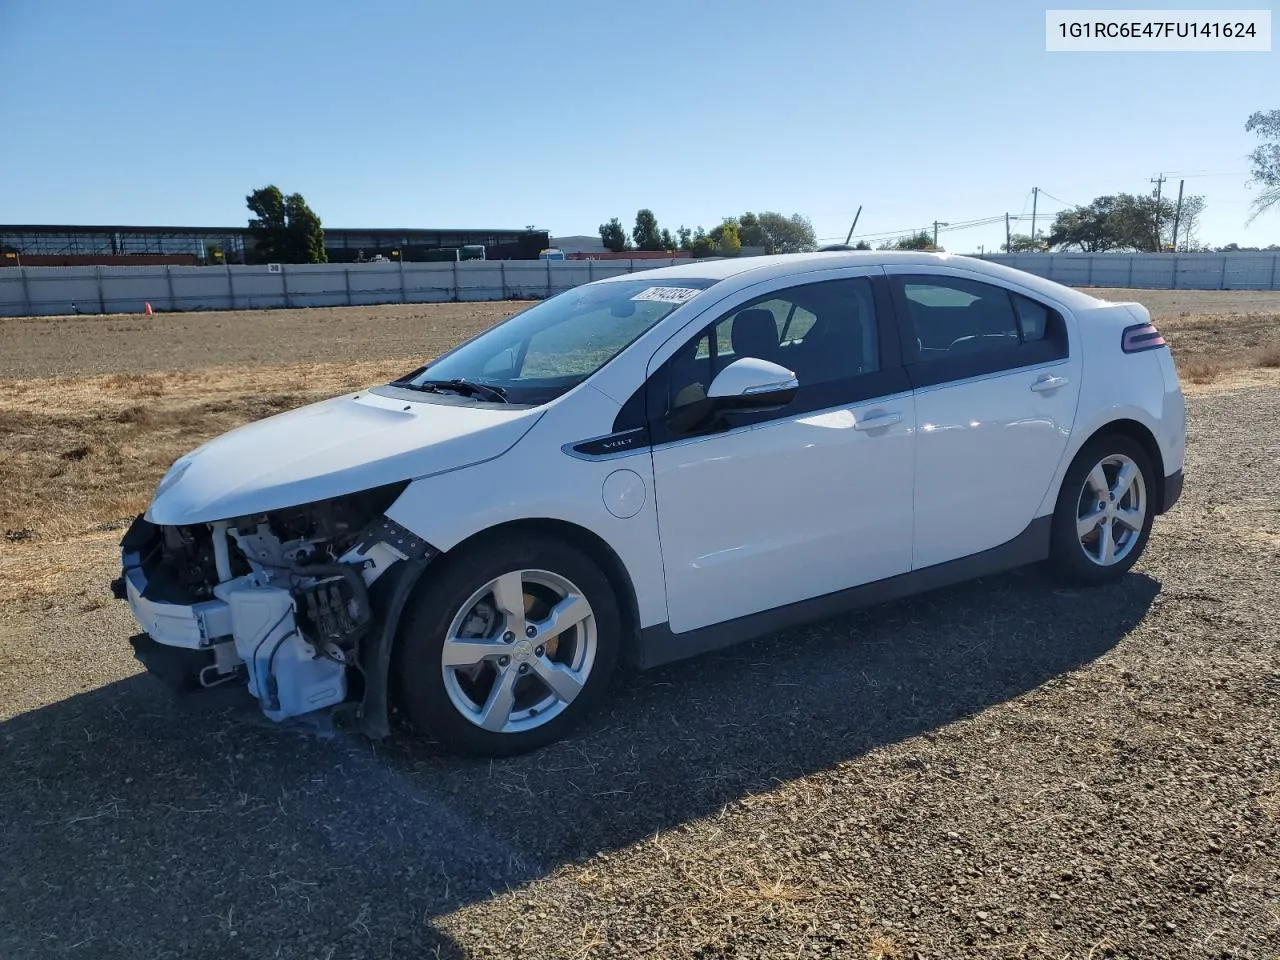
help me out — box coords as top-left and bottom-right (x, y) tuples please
(1121, 322), (1166, 353)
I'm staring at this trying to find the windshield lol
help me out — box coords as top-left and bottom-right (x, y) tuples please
(401, 277), (716, 404)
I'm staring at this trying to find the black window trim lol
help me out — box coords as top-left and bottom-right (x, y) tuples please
(888, 273), (1070, 391)
(604, 273), (908, 449)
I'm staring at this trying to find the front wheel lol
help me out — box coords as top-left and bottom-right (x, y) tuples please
(1049, 435), (1156, 585)
(394, 535), (621, 757)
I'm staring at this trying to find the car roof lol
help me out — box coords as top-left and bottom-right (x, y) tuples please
(601, 251), (1103, 310)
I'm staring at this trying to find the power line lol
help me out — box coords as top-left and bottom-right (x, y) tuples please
(1036, 189), (1078, 208)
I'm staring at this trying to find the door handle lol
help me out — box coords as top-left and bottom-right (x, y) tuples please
(853, 411), (903, 431)
(1030, 374), (1069, 393)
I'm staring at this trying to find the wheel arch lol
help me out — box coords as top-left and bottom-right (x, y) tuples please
(397, 517), (643, 671)
(1074, 418), (1167, 512)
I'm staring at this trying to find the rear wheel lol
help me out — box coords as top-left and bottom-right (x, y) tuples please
(1049, 435), (1155, 585)
(395, 535), (620, 757)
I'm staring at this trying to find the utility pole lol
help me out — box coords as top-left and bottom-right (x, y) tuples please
(1005, 212), (1011, 253)
(1171, 178), (1185, 252)
(1150, 173), (1167, 251)
(1030, 186), (1039, 248)
(932, 220), (949, 248)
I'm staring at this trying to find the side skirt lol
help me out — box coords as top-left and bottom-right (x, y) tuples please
(634, 516), (1053, 670)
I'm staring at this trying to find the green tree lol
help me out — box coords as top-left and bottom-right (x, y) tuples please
(632, 209), (663, 251)
(1002, 234), (1042, 253)
(708, 219), (742, 257)
(756, 212), (817, 253)
(1245, 109), (1280, 223)
(688, 227), (716, 258)
(895, 230), (936, 251)
(598, 217), (629, 253)
(659, 228), (675, 252)
(285, 193), (327, 263)
(738, 212), (763, 248)
(676, 226), (692, 251)
(1047, 193), (1205, 252)
(853, 240), (871, 251)
(246, 185), (327, 263)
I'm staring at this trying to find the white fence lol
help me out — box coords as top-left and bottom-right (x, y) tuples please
(4, 251), (1280, 318)
(0, 259), (696, 317)
(979, 251), (1280, 290)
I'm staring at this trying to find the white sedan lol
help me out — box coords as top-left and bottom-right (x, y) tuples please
(114, 252), (1186, 756)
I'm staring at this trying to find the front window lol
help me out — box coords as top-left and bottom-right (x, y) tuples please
(402, 278), (716, 404)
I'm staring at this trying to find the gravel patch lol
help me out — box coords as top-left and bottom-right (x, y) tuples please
(1, 384), (1277, 959)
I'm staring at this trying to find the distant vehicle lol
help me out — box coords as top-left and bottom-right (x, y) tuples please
(459, 244), (486, 261)
(539, 248), (566, 261)
(116, 252), (1185, 757)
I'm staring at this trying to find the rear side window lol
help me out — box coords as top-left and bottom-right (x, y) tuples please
(892, 276), (1069, 387)
(901, 278), (1020, 358)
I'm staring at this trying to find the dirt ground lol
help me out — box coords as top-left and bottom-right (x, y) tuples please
(1, 290), (1278, 959)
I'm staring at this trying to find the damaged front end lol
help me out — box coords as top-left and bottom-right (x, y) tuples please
(112, 481), (434, 732)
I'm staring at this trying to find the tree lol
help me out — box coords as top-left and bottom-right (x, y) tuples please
(1173, 195), (1207, 251)
(1002, 234), (1041, 253)
(285, 193), (327, 263)
(676, 226), (692, 252)
(1245, 109), (1280, 223)
(688, 227), (716, 258)
(631, 209), (663, 251)
(895, 230), (936, 251)
(246, 185), (327, 263)
(1046, 193), (1203, 252)
(756, 212), (817, 253)
(659, 228), (675, 252)
(853, 240), (872, 251)
(598, 217), (629, 253)
(738, 212), (763, 248)
(708, 219), (742, 257)
(732, 211), (817, 253)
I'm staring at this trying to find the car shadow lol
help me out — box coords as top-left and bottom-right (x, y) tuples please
(0, 566), (1159, 959)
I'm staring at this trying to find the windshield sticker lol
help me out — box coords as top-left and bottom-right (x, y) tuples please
(630, 286), (701, 305)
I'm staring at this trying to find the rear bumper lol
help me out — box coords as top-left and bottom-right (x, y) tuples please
(1160, 468), (1184, 514)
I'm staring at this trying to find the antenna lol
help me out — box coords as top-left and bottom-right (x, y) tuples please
(843, 206), (863, 245)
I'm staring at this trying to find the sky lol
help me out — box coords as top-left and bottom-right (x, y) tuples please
(1, 0), (1276, 253)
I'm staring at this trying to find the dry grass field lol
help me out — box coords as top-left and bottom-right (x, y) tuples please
(1, 289), (1278, 959)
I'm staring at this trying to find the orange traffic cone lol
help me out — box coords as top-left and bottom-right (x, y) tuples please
(144, 302), (153, 316)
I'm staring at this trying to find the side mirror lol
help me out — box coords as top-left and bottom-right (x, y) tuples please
(706, 357), (799, 411)
(666, 357), (800, 436)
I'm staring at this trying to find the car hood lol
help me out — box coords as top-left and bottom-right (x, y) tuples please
(146, 388), (543, 526)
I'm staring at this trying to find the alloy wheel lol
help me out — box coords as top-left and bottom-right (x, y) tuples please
(440, 569), (597, 734)
(1075, 453), (1147, 566)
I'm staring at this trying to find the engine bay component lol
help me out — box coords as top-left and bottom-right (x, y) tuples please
(117, 482), (417, 725)
(214, 576), (347, 723)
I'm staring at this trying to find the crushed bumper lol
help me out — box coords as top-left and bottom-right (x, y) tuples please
(118, 528), (346, 721)
(121, 549), (234, 650)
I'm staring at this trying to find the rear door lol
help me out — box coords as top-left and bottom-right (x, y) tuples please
(884, 269), (1082, 570)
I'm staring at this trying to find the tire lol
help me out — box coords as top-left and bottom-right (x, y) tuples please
(1049, 434), (1156, 585)
(394, 533), (621, 757)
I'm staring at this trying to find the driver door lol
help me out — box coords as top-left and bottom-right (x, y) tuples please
(647, 271), (917, 634)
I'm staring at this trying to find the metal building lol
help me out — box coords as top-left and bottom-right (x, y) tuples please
(0, 224), (551, 266)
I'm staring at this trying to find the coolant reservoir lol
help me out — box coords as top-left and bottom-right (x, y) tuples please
(213, 577), (347, 722)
